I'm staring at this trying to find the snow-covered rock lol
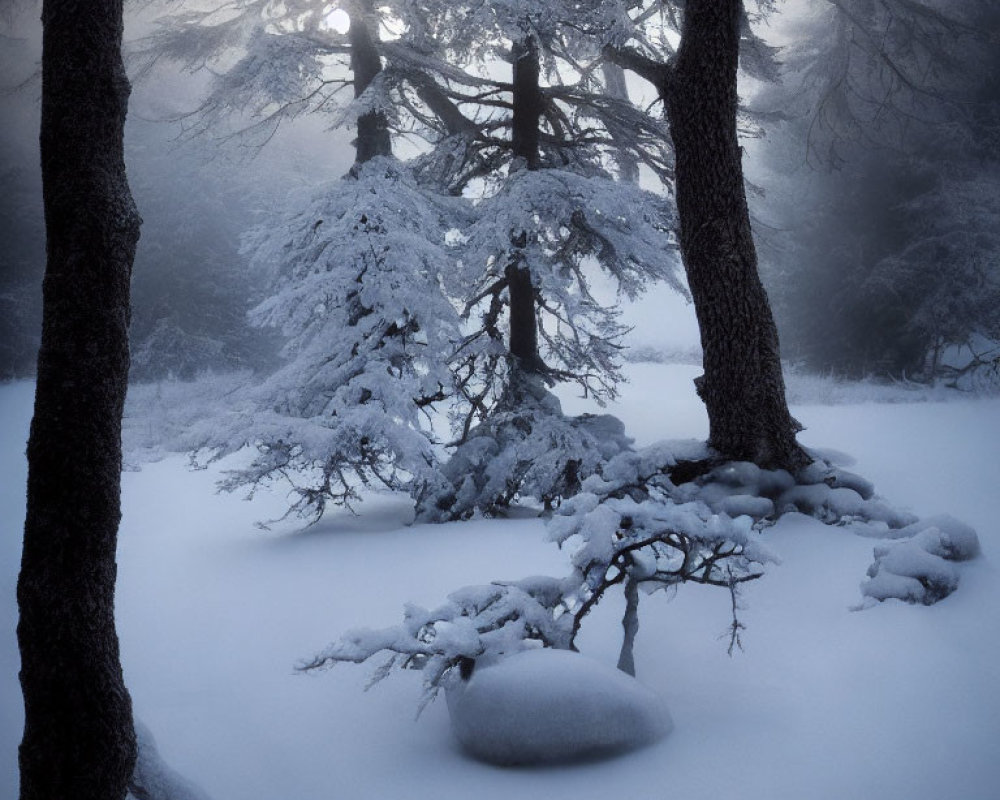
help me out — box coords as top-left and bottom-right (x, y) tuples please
(445, 648), (672, 765)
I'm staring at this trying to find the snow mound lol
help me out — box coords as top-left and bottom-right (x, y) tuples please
(898, 514), (981, 561)
(667, 455), (911, 528)
(445, 648), (672, 766)
(862, 540), (960, 605)
(861, 516), (981, 606)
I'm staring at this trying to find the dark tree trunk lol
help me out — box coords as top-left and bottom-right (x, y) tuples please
(505, 253), (540, 366)
(350, 1), (391, 163)
(17, 1), (140, 798)
(601, 62), (641, 184)
(666, 0), (806, 471)
(507, 35), (544, 373)
(511, 36), (542, 170)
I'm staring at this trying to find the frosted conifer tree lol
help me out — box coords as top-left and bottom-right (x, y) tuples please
(194, 159), (467, 520)
(420, 166), (682, 520)
(135, 0), (687, 522)
(159, 1), (470, 520)
(389, 3), (684, 519)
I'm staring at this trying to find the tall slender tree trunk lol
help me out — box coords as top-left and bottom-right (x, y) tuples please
(511, 36), (542, 171)
(17, 0), (141, 798)
(601, 62), (641, 184)
(666, 0), (806, 471)
(506, 34), (544, 373)
(350, 0), (391, 164)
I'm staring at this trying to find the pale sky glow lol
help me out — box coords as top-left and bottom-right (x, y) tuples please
(323, 7), (350, 35)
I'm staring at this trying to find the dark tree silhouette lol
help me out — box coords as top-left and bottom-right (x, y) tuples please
(605, 0), (806, 472)
(349, 0), (391, 164)
(17, 0), (141, 797)
(505, 34), (545, 375)
(666, 0), (806, 471)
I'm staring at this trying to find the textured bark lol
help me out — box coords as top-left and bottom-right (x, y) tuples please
(17, 1), (140, 798)
(350, 1), (391, 163)
(409, 73), (481, 138)
(666, 0), (806, 471)
(507, 35), (544, 373)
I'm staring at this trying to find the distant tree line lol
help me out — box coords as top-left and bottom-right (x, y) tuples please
(0, 117), (279, 381)
(758, 0), (1000, 380)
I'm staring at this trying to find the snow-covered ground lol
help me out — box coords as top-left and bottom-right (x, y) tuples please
(2, 365), (999, 799)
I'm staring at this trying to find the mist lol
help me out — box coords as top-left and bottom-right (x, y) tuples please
(4, 3), (996, 385)
(0, 4), (356, 381)
(3, 3), (1000, 798)
(751, 2), (1000, 380)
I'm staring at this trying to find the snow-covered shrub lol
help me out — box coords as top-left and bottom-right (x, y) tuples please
(660, 450), (982, 606)
(416, 371), (632, 521)
(576, 444), (982, 609)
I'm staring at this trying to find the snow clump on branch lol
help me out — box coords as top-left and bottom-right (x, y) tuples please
(302, 440), (777, 706)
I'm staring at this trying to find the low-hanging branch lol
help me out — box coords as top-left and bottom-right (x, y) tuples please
(301, 467), (773, 704)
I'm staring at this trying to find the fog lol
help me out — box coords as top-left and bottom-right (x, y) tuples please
(2, 4), (999, 796)
(0, 6), (357, 379)
(750, 2), (1000, 379)
(1, 1), (997, 384)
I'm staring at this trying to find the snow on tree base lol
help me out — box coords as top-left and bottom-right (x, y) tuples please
(417, 374), (632, 522)
(638, 445), (981, 607)
(445, 648), (672, 766)
(668, 452), (908, 528)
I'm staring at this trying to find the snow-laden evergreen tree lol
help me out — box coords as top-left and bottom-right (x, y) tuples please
(134, 0), (686, 522)
(389, 2), (688, 519)
(419, 164), (682, 520)
(190, 158), (468, 521)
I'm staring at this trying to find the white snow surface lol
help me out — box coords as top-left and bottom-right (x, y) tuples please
(2, 365), (1000, 799)
(446, 648), (672, 765)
